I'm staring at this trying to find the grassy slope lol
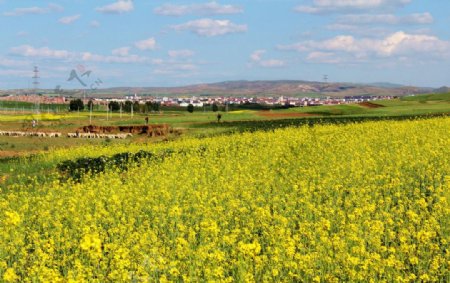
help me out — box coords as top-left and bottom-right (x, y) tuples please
(400, 93), (450, 102)
(276, 94), (450, 117)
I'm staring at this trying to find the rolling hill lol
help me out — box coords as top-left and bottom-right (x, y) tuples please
(1, 80), (440, 98)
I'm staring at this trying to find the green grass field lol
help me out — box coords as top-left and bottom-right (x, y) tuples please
(0, 93), (449, 158)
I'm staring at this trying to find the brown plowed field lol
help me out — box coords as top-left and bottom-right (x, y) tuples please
(358, 102), (385, 108)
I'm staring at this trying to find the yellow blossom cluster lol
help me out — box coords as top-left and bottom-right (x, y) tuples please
(1, 117), (450, 282)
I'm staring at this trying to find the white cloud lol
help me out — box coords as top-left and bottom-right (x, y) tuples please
(295, 0), (411, 14)
(154, 2), (243, 16)
(3, 7), (48, 16)
(259, 59), (286, 68)
(0, 57), (30, 68)
(250, 50), (285, 68)
(306, 51), (342, 64)
(168, 49), (195, 58)
(58, 14), (81, 25)
(134, 37), (157, 50)
(17, 31), (29, 37)
(153, 63), (198, 76)
(150, 58), (199, 77)
(335, 12), (433, 25)
(326, 23), (391, 36)
(81, 52), (147, 64)
(377, 32), (449, 56)
(152, 59), (164, 65)
(112, 47), (131, 56)
(279, 31), (450, 63)
(90, 20), (100, 28)
(154, 64), (197, 72)
(96, 0), (133, 14)
(172, 18), (247, 37)
(10, 45), (72, 59)
(404, 12), (434, 24)
(3, 4), (63, 16)
(0, 69), (31, 78)
(250, 50), (265, 61)
(9, 45), (149, 64)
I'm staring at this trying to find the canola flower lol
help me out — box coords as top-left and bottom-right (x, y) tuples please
(0, 113), (68, 122)
(0, 117), (450, 282)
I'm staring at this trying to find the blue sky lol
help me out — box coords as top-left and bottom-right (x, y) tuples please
(0, 0), (449, 89)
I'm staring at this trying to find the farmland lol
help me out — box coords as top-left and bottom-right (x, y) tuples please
(0, 93), (450, 281)
(0, 93), (449, 157)
(3, 0), (450, 280)
(1, 116), (449, 281)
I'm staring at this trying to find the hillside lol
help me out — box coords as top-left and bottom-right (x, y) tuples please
(1, 80), (439, 98)
(95, 80), (432, 97)
(401, 92), (450, 102)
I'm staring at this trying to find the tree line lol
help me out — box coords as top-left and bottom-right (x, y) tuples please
(69, 99), (160, 113)
(70, 98), (223, 114)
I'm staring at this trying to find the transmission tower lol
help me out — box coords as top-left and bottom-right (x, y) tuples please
(33, 66), (40, 94)
(323, 74), (328, 83)
(33, 66), (40, 113)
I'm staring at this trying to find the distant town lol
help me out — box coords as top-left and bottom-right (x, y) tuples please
(0, 93), (397, 110)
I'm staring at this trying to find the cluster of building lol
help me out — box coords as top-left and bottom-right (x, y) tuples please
(121, 94), (395, 107)
(0, 93), (396, 108)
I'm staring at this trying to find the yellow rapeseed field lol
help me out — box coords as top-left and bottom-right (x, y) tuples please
(0, 113), (67, 122)
(1, 117), (450, 282)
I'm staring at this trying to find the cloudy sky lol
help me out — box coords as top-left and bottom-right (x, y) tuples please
(0, 0), (449, 89)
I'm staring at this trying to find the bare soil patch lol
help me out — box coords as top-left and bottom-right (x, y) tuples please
(80, 124), (173, 136)
(358, 102), (385, 108)
(0, 150), (34, 159)
(0, 150), (21, 158)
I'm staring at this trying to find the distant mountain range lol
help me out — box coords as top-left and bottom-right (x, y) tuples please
(2, 80), (447, 98)
(92, 80), (441, 97)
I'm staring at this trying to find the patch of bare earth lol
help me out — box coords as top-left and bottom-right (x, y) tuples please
(0, 150), (39, 159)
(0, 151), (21, 158)
(358, 102), (385, 108)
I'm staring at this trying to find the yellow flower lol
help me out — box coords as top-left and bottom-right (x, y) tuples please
(3, 268), (19, 282)
(4, 211), (21, 226)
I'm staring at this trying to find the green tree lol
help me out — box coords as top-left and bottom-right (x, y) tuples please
(123, 100), (133, 112)
(145, 101), (153, 113)
(187, 104), (194, 113)
(133, 101), (140, 113)
(152, 102), (160, 112)
(108, 101), (120, 112)
(212, 103), (219, 112)
(69, 99), (84, 111)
